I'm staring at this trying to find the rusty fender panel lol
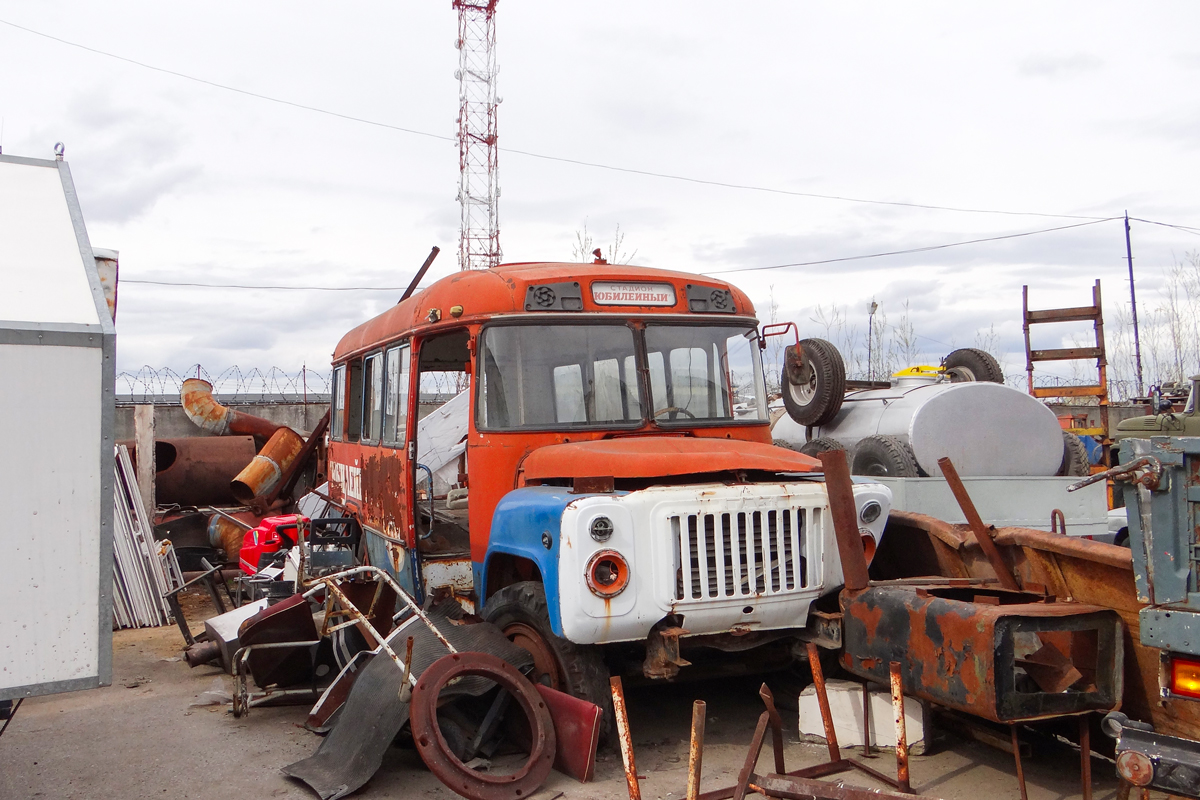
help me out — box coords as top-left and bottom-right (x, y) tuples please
(840, 586), (1124, 723)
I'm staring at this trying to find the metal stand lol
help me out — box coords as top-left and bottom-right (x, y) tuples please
(164, 558), (230, 646)
(697, 645), (926, 800)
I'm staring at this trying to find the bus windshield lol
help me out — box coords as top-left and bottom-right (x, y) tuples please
(476, 321), (768, 431)
(644, 323), (767, 424)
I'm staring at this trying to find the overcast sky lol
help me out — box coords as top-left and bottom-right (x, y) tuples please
(2, 2), (1198, 393)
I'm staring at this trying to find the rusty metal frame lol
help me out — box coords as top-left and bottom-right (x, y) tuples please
(841, 584), (1123, 723)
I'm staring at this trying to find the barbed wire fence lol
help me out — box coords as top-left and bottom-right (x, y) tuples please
(117, 365), (332, 403)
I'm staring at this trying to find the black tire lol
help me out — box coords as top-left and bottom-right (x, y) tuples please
(851, 434), (922, 477)
(781, 338), (846, 427)
(482, 581), (614, 744)
(942, 348), (1004, 383)
(798, 437), (845, 458)
(1113, 528), (1129, 548)
(1058, 431), (1091, 477)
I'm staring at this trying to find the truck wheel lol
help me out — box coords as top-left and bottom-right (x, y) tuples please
(781, 338), (846, 427)
(482, 581), (614, 744)
(851, 435), (922, 477)
(799, 437), (845, 458)
(942, 348), (1004, 383)
(1058, 431), (1091, 477)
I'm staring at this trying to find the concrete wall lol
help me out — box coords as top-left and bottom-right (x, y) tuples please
(1048, 402), (1153, 430)
(115, 402), (329, 441)
(115, 401), (447, 441)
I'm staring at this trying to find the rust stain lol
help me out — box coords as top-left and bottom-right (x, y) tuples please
(360, 450), (409, 541)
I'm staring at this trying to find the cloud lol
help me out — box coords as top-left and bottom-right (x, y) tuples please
(1019, 53), (1104, 78)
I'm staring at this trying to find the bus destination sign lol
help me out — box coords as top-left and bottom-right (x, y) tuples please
(591, 281), (677, 307)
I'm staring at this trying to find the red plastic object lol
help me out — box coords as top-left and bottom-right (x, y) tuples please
(239, 514), (306, 574)
(534, 684), (601, 783)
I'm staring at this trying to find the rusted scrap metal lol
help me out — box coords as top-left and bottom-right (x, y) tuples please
(687, 700), (706, 800)
(644, 624), (692, 680)
(841, 584), (1123, 723)
(1068, 455), (1162, 492)
(749, 775), (940, 800)
(135, 435), (258, 506)
(808, 641), (842, 763)
(611, 676), (642, 800)
(232, 426), (305, 505)
(937, 456), (1020, 591)
(698, 669), (912, 800)
(411, 652), (556, 800)
(181, 378), (284, 439)
(817, 450), (870, 592)
(890, 661), (911, 794)
(731, 684), (787, 800)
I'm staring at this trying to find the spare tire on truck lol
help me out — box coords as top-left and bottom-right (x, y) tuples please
(781, 338), (846, 427)
(851, 434), (922, 478)
(942, 348), (1004, 383)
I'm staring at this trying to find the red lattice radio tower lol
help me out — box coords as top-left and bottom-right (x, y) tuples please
(453, 0), (501, 270)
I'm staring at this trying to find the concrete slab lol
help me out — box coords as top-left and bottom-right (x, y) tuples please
(797, 677), (932, 754)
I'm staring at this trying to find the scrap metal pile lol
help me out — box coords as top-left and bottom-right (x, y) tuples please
(136, 373), (1200, 800)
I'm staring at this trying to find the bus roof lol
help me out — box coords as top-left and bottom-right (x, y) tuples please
(332, 261), (757, 361)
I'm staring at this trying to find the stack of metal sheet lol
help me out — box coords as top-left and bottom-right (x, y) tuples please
(112, 445), (178, 628)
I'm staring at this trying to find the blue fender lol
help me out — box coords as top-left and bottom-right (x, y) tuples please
(475, 486), (575, 637)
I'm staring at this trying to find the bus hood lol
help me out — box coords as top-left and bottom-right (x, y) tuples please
(519, 436), (821, 481)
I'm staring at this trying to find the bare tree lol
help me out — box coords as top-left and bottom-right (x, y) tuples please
(572, 220), (638, 264)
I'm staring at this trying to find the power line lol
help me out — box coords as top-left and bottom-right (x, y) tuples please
(1129, 217), (1200, 238)
(124, 217), (1119, 290)
(0, 17), (1110, 222)
(122, 279), (408, 291)
(702, 217), (1120, 275)
(0, 18), (454, 144)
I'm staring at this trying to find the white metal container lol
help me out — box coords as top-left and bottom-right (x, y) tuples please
(772, 376), (1064, 477)
(0, 153), (116, 700)
(875, 476), (1108, 539)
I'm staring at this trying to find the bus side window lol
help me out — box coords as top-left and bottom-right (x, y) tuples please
(331, 365), (346, 440)
(347, 359), (364, 442)
(362, 353), (383, 442)
(383, 343), (410, 446)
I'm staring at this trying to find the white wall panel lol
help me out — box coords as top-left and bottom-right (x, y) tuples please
(0, 160), (101, 326)
(0, 344), (103, 691)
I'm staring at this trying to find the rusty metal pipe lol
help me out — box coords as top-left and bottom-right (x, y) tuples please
(817, 450), (870, 592)
(687, 700), (706, 800)
(231, 426), (305, 504)
(806, 642), (841, 762)
(1010, 725), (1029, 800)
(1080, 715), (1092, 800)
(889, 661), (911, 794)
(611, 676), (642, 800)
(760, 683), (786, 775)
(937, 456), (1021, 591)
(862, 682), (873, 757)
(181, 378), (284, 439)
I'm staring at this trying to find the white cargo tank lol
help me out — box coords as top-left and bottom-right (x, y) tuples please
(772, 373), (1065, 477)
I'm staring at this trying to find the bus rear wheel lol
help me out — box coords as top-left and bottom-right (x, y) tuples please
(483, 581), (615, 744)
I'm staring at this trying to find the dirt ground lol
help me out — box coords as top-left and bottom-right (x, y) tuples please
(0, 598), (1150, 800)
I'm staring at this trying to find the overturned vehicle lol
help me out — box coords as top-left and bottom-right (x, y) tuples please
(325, 259), (891, 730)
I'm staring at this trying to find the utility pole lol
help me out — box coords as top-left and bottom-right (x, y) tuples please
(1125, 211), (1144, 397)
(867, 300), (879, 382)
